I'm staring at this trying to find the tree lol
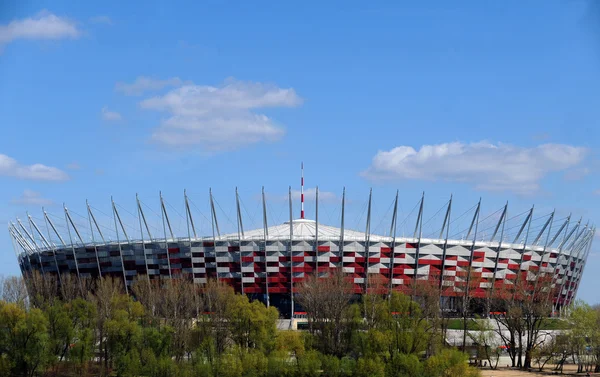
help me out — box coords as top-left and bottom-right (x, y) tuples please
(566, 300), (599, 373)
(467, 318), (501, 369)
(2, 276), (28, 307)
(0, 303), (50, 377)
(296, 270), (353, 357)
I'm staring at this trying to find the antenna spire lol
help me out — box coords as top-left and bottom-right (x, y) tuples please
(301, 162), (305, 219)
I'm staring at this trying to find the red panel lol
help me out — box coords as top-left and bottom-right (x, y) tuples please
(523, 254), (532, 261)
(292, 256), (304, 262)
(473, 251), (485, 258)
(381, 247), (392, 252)
(406, 243), (416, 249)
(368, 258), (380, 264)
(317, 246), (330, 252)
(419, 259), (442, 266)
(241, 256), (254, 263)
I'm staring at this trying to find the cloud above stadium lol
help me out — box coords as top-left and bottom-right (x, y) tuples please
(11, 190), (54, 206)
(0, 10), (80, 49)
(0, 153), (69, 181)
(101, 106), (122, 122)
(115, 76), (186, 96)
(120, 77), (302, 151)
(362, 142), (587, 194)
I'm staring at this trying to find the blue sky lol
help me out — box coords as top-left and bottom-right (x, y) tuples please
(0, 0), (599, 303)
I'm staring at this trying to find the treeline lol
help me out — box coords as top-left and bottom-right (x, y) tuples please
(0, 273), (481, 377)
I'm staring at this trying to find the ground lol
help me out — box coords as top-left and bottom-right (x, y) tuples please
(480, 364), (598, 377)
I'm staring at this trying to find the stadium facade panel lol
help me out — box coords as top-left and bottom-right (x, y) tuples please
(9, 191), (595, 318)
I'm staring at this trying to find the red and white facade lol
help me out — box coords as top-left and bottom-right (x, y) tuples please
(9, 190), (595, 318)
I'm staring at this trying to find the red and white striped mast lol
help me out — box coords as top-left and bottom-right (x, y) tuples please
(301, 162), (305, 219)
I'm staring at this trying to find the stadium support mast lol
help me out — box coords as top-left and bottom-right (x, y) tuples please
(412, 193), (425, 301)
(533, 211), (554, 246)
(209, 188), (221, 238)
(573, 227), (594, 302)
(513, 206), (534, 245)
(159, 192), (173, 280)
(136, 194), (151, 285)
(388, 190), (399, 296)
(66, 205), (96, 281)
(289, 186), (294, 318)
(185, 189), (197, 241)
(300, 163), (305, 219)
(10, 223), (33, 275)
(488, 202), (508, 313)
(236, 187), (245, 295)
(558, 221), (588, 306)
(315, 186), (319, 277)
(64, 205), (84, 295)
(364, 188), (372, 294)
(9, 225), (28, 281)
(234, 187), (244, 294)
(28, 214), (55, 274)
(549, 216), (576, 310)
(235, 188), (244, 239)
(340, 187), (345, 250)
(44, 208), (63, 287)
(209, 188), (219, 282)
(262, 186), (270, 307)
(438, 195), (453, 291)
(85, 201), (102, 277)
(136, 196), (152, 242)
(562, 227), (591, 306)
(515, 206), (535, 285)
(13, 219), (39, 278)
(111, 198), (129, 294)
(19, 216), (45, 275)
(463, 198), (481, 312)
(87, 204), (106, 243)
(533, 210), (555, 297)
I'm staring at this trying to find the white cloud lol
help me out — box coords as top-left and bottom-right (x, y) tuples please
(139, 77), (302, 151)
(362, 142), (587, 194)
(11, 189), (54, 206)
(90, 16), (112, 25)
(594, 189), (600, 196)
(115, 76), (185, 96)
(101, 106), (122, 121)
(0, 154), (69, 181)
(0, 10), (80, 47)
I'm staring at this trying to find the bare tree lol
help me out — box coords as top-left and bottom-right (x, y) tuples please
(60, 273), (81, 302)
(296, 269), (353, 357)
(89, 276), (124, 375)
(2, 275), (28, 307)
(27, 271), (59, 307)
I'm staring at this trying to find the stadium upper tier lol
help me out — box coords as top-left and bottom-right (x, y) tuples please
(8, 190), (595, 316)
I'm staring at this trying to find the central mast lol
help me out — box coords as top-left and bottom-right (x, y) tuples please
(301, 162), (305, 219)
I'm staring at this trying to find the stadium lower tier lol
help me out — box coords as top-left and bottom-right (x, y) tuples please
(18, 237), (588, 316)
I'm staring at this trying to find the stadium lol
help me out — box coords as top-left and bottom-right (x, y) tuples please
(8, 173), (595, 318)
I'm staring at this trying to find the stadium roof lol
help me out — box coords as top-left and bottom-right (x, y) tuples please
(221, 218), (387, 242)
